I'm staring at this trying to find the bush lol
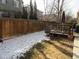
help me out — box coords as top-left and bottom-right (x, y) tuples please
(76, 25), (79, 33)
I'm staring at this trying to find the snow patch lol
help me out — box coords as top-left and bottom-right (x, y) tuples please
(0, 31), (49, 59)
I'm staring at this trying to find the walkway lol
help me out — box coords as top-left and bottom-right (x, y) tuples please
(0, 31), (48, 59)
(73, 33), (79, 59)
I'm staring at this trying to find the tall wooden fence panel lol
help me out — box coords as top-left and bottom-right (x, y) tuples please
(0, 18), (49, 39)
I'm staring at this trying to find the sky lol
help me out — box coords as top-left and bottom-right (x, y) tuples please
(23, 0), (79, 17)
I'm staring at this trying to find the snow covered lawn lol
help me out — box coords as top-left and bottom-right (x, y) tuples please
(0, 31), (48, 59)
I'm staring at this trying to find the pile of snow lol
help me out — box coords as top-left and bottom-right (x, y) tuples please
(0, 31), (49, 59)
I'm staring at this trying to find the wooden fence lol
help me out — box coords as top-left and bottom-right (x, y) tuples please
(0, 18), (49, 39)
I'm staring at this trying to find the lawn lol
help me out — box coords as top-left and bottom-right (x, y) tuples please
(19, 38), (73, 59)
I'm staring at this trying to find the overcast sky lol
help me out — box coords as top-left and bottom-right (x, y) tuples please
(23, 0), (79, 17)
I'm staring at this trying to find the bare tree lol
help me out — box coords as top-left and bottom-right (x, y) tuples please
(51, 0), (65, 22)
(43, 0), (66, 22)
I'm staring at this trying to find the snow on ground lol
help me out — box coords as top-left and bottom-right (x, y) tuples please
(0, 31), (49, 59)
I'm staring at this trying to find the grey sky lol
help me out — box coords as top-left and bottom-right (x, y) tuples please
(23, 0), (79, 17)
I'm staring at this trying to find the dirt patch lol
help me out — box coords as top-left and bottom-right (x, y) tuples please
(19, 38), (73, 59)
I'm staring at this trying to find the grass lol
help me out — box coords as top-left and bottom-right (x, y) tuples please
(18, 38), (73, 59)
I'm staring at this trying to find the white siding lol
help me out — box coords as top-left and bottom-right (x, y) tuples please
(0, 0), (23, 17)
(0, 0), (2, 3)
(0, 0), (6, 4)
(14, 0), (19, 8)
